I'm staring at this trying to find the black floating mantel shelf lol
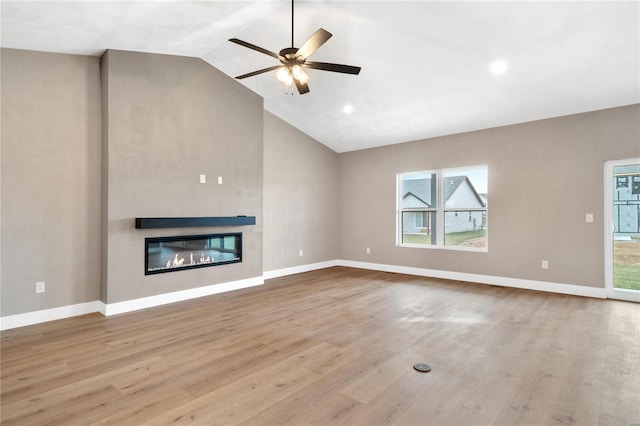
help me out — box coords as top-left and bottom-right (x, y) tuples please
(135, 216), (256, 229)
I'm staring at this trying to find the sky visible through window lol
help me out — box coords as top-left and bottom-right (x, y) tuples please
(448, 168), (487, 194)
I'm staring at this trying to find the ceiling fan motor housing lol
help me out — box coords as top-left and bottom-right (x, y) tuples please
(279, 47), (301, 64)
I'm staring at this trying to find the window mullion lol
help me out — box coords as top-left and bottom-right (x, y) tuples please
(436, 170), (445, 246)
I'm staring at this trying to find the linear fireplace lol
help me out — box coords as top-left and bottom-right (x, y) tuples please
(145, 233), (242, 275)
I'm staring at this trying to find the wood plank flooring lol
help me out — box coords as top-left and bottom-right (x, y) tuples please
(1, 267), (639, 425)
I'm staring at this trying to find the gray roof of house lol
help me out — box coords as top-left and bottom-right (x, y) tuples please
(402, 178), (434, 206)
(402, 176), (485, 207)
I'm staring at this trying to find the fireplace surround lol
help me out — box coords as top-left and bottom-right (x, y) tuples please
(145, 233), (242, 275)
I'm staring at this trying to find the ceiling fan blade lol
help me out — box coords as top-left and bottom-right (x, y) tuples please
(235, 65), (284, 80)
(229, 38), (283, 60)
(294, 78), (310, 95)
(305, 61), (361, 75)
(296, 28), (332, 60)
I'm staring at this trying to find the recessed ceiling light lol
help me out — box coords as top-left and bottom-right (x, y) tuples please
(489, 59), (509, 75)
(343, 104), (354, 114)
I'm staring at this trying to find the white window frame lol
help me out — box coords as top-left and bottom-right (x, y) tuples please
(397, 165), (488, 252)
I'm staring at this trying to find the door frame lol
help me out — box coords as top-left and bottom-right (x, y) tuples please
(604, 158), (640, 302)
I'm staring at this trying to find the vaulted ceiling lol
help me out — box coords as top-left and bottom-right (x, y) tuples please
(2, 1), (638, 152)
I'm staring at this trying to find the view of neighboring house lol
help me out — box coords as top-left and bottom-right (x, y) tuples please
(401, 175), (486, 236)
(614, 165), (640, 237)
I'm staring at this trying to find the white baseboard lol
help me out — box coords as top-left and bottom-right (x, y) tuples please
(263, 260), (339, 280)
(100, 276), (265, 316)
(1, 276), (264, 330)
(0, 301), (102, 331)
(337, 260), (607, 299)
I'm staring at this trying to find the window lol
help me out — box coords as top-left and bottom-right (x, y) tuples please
(616, 176), (628, 188)
(398, 166), (487, 250)
(633, 176), (640, 195)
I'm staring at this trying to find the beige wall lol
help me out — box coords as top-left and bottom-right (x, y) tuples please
(339, 105), (640, 287)
(1, 49), (102, 316)
(2, 47), (638, 319)
(101, 50), (263, 304)
(263, 111), (339, 272)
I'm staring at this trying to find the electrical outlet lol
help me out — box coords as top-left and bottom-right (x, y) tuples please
(217, 176), (223, 185)
(299, 249), (304, 257)
(35, 281), (45, 293)
(541, 260), (549, 269)
(366, 247), (371, 254)
(199, 174), (206, 183)
(585, 213), (593, 223)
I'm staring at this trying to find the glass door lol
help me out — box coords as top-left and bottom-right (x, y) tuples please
(604, 159), (640, 302)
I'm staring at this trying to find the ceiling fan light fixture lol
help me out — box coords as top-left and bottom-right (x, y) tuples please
(291, 65), (310, 84)
(276, 67), (294, 86)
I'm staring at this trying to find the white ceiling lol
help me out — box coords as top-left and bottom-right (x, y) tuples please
(2, 1), (639, 153)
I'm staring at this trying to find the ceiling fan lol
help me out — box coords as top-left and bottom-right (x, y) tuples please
(229, 0), (361, 95)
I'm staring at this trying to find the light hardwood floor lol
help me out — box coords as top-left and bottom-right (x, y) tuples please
(1, 267), (638, 425)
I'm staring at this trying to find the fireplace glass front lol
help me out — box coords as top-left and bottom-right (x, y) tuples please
(145, 233), (242, 275)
